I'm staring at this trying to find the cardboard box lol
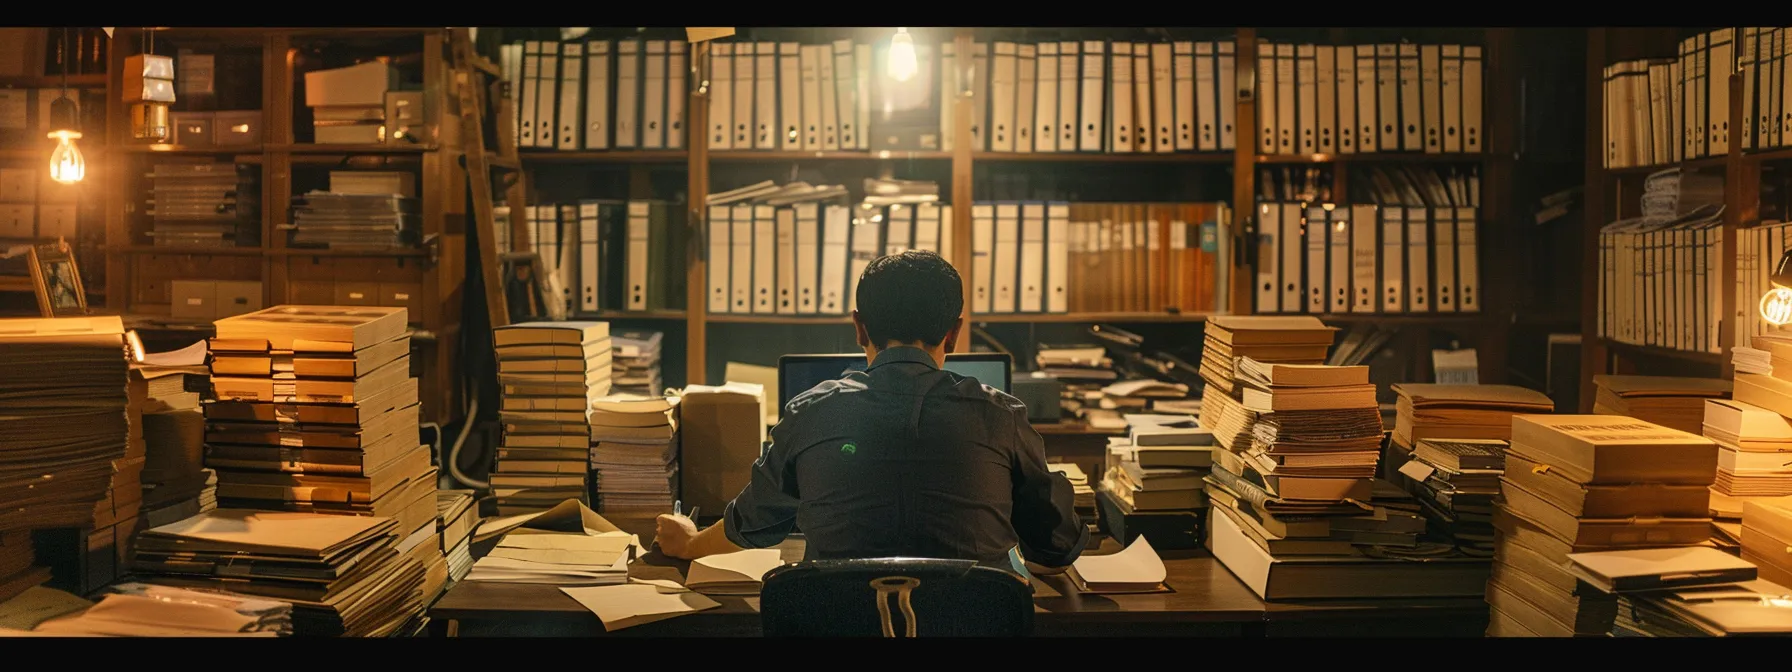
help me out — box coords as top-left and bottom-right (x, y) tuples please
(0, 204), (32, 237)
(213, 280), (264, 318)
(304, 61), (397, 108)
(170, 280), (215, 320)
(170, 111), (213, 146)
(212, 110), (262, 145)
(677, 382), (767, 513)
(0, 168), (34, 202)
(37, 204), (74, 238)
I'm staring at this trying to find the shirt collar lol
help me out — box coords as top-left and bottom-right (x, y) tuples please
(868, 346), (940, 371)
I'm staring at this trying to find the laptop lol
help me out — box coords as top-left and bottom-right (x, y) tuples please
(776, 352), (1014, 410)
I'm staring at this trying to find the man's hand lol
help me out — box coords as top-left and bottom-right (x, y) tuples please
(654, 514), (701, 559)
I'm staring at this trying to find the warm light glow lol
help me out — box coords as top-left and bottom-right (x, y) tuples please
(1762, 287), (1792, 326)
(887, 28), (917, 83)
(47, 130), (84, 184)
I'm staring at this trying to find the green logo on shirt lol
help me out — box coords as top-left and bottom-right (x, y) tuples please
(841, 443), (857, 455)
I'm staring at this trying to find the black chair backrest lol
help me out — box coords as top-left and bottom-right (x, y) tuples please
(759, 557), (1033, 637)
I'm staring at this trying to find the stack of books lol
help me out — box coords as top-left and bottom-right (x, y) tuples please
(146, 162), (260, 248)
(491, 321), (613, 516)
(612, 330), (664, 397)
(1398, 438), (1507, 556)
(1096, 414), (1214, 550)
(1490, 415), (1719, 637)
(288, 190), (419, 250)
(436, 490), (477, 584)
(1743, 499), (1792, 587)
(1387, 383), (1554, 475)
(1564, 546), (1772, 637)
(1234, 358), (1380, 504)
(132, 509), (423, 637)
(1700, 399), (1792, 550)
(1198, 316), (1335, 399)
(588, 395), (680, 515)
(1591, 374), (1732, 434)
(0, 316), (130, 534)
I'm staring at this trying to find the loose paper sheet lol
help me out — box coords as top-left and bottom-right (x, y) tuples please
(560, 584), (720, 631)
(686, 548), (783, 588)
(1072, 536), (1167, 588)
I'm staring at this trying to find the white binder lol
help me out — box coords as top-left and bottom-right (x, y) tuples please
(1079, 41), (1106, 151)
(1419, 44), (1441, 153)
(1463, 45), (1483, 154)
(615, 40), (640, 149)
(1275, 44), (1296, 153)
(625, 201), (651, 311)
(1397, 44), (1421, 151)
(795, 203), (820, 314)
(1109, 42), (1135, 153)
(1151, 42), (1174, 153)
(855, 42), (872, 150)
(1337, 46), (1357, 153)
(817, 45), (839, 151)
(642, 40), (667, 149)
(520, 41), (540, 148)
(730, 204), (753, 313)
(1705, 222), (1722, 351)
(775, 207), (797, 314)
(1328, 205), (1350, 313)
(708, 43), (731, 150)
(1771, 29), (1785, 149)
(1316, 45), (1336, 153)
(1680, 39), (1696, 159)
(1047, 201), (1070, 313)
(1376, 44), (1399, 152)
(1217, 40), (1236, 150)
(820, 205), (850, 314)
(752, 204), (776, 313)
(993, 203), (1021, 313)
(1176, 41), (1199, 151)
(754, 42), (778, 149)
(939, 204), (955, 267)
(779, 42), (803, 151)
(1711, 28), (1735, 155)
(972, 42), (990, 151)
(972, 204), (996, 312)
(557, 205), (578, 312)
(503, 42), (524, 141)
(1356, 46), (1378, 153)
(915, 203), (942, 253)
(1255, 204), (1280, 313)
(884, 205), (913, 255)
(706, 205), (730, 313)
(583, 201), (604, 312)
(1433, 208), (1456, 312)
(557, 42), (583, 150)
(1036, 42), (1060, 153)
(1257, 42), (1277, 154)
(1059, 42), (1081, 150)
(847, 211), (882, 312)
(1133, 43), (1153, 151)
(1440, 45), (1461, 153)
(1405, 207), (1430, 312)
(1295, 44), (1317, 154)
(1381, 206), (1404, 313)
(1349, 204), (1377, 313)
(833, 40), (857, 150)
(668, 41), (687, 150)
(1019, 202), (1047, 312)
(991, 42), (1018, 152)
(534, 42), (558, 149)
(1304, 204), (1326, 313)
(1017, 44), (1038, 153)
(939, 41), (956, 152)
(1671, 54), (1684, 161)
(799, 44), (822, 151)
(732, 42), (755, 148)
(1280, 202), (1302, 311)
(1677, 225), (1693, 349)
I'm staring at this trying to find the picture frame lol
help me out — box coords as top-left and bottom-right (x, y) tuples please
(28, 239), (87, 318)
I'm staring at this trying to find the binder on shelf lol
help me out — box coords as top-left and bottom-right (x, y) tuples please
(1079, 41), (1105, 152)
(1440, 45), (1461, 153)
(1419, 44), (1441, 153)
(1152, 42), (1175, 153)
(1381, 206), (1404, 313)
(939, 204), (955, 268)
(1768, 29), (1783, 150)
(1463, 45), (1483, 153)
(708, 42), (731, 150)
(993, 203), (1021, 313)
(818, 44), (840, 151)
(1276, 43), (1296, 153)
(1316, 45), (1336, 153)
(915, 203), (942, 254)
(1337, 45), (1357, 153)
(1398, 43), (1421, 151)
(520, 41), (541, 148)
(1405, 207), (1429, 312)
(1279, 202), (1302, 311)
(1110, 42), (1135, 153)
(775, 207), (797, 315)
(856, 42), (872, 150)
(795, 203), (821, 314)
(706, 205), (729, 313)
(1254, 204), (1279, 313)
(556, 41), (583, 150)
(1433, 208), (1456, 312)
(536, 42), (560, 149)
(991, 42), (1018, 152)
(972, 204), (995, 312)
(732, 42), (755, 148)
(1349, 204), (1376, 312)
(1304, 204), (1326, 314)
(642, 40), (668, 149)
(884, 206), (914, 256)
(1328, 204), (1350, 313)
(668, 41), (687, 150)
(615, 40), (641, 150)
(1047, 202), (1070, 313)
(834, 39), (858, 150)
(1057, 42), (1080, 151)
(939, 41), (956, 152)
(1017, 43), (1038, 153)
(729, 204), (753, 313)
(754, 41), (778, 149)
(1178, 41), (1201, 151)
(558, 204), (579, 311)
(1217, 40), (1236, 150)
(580, 201), (604, 312)
(1169, 209), (1188, 310)
(1132, 42), (1153, 152)
(819, 205), (850, 314)
(1295, 44), (1317, 154)
(625, 201), (652, 311)
(972, 41), (991, 151)
(1746, 28), (1760, 150)
(586, 40), (614, 150)
(1019, 202), (1046, 312)
(1456, 207), (1477, 313)
(1036, 42), (1060, 153)
(1710, 28), (1735, 155)
(798, 44), (822, 152)
(779, 42), (803, 151)
(1356, 46), (1378, 153)
(848, 208), (882, 311)
(1376, 44), (1399, 152)
(750, 204), (775, 313)
(1257, 42), (1277, 154)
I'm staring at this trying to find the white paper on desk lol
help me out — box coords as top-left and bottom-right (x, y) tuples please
(499, 532), (634, 553)
(686, 548), (784, 590)
(140, 340), (209, 367)
(630, 577), (692, 593)
(561, 584), (721, 631)
(1072, 536), (1166, 587)
(1121, 413), (1197, 427)
(488, 547), (626, 566)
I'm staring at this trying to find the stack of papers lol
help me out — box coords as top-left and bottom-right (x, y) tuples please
(1592, 374), (1732, 435)
(588, 395), (679, 515)
(31, 582), (292, 636)
(1230, 358), (1379, 504)
(436, 490), (477, 583)
(612, 330), (664, 397)
(491, 321), (612, 515)
(1197, 316), (1336, 398)
(1098, 379), (1191, 413)
(1070, 537), (1167, 594)
(1700, 400), (1792, 545)
(129, 509), (424, 637)
(1733, 346), (1773, 376)
(0, 316), (131, 532)
(684, 549), (784, 595)
(467, 499), (642, 586)
(1398, 438), (1507, 556)
(1389, 383), (1555, 451)
(1038, 344), (1117, 427)
(1566, 547), (1782, 637)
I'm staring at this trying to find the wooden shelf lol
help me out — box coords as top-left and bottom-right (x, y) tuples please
(579, 310), (688, 321)
(974, 152), (1230, 164)
(1605, 155), (1726, 176)
(974, 311), (1213, 323)
(710, 150), (950, 162)
(1600, 338), (1724, 366)
(277, 144), (439, 155)
(1256, 152), (1491, 164)
(0, 74), (106, 88)
(108, 245), (263, 256)
(1747, 147), (1792, 164)
(281, 27), (441, 38)
(0, 276), (33, 292)
(272, 247), (428, 258)
(520, 150), (688, 165)
(116, 144), (264, 156)
(1315, 313), (1494, 324)
(706, 314), (854, 325)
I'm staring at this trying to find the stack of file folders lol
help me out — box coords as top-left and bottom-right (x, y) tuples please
(491, 321), (612, 515)
(287, 191), (420, 249)
(1565, 546), (1774, 637)
(1699, 398), (1792, 550)
(612, 330), (664, 396)
(1253, 40), (1484, 156)
(146, 161), (259, 248)
(1386, 383), (1553, 480)
(0, 316), (130, 533)
(588, 395), (679, 515)
(1591, 374), (1731, 435)
(1197, 316), (1334, 453)
(130, 509), (424, 637)
(1095, 414), (1214, 550)
(1489, 415), (1718, 637)
(203, 306), (441, 562)
(1397, 438), (1506, 556)
(527, 200), (685, 314)
(435, 490), (477, 584)
(25, 582), (294, 636)
(466, 499), (639, 585)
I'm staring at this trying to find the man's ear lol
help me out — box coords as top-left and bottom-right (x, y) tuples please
(942, 316), (964, 354)
(851, 311), (871, 348)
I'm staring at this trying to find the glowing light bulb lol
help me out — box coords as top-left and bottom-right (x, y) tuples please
(47, 130), (84, 184)
(887, 28), (917, 83)
(1762, 287), (1792, 326)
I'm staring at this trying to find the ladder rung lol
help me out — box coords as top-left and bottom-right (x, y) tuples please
(467, 56), (502, 78)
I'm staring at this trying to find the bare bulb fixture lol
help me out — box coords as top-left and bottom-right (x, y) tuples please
(47, 96), (84, 185)
(1762, 249), (1792, 326)
(887, 27), (917, 83)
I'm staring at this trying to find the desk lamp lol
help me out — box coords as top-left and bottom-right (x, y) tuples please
(1762, 248), (1792, 326)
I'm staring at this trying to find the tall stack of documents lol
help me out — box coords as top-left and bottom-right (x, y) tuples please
(1254, 40), (1484, 156)
(1700, 399), (1792, 550)
(492, 321), (613, 515)
(1397, 438), (1506, 556)
(146, 162), (260, 247)
(203, 306), (440, 568)
(1743, 500), (1792, 587)
(1592, 374), (1732, 434)
(587, 395), (679, 515)
(1232, 358), (1380, 505)
(466, 500), (639, 585)
(0, 316), (129, 534)
(1197, 316), (1334, 453)
(436, 490), (477, 583)
(1490, 415), (1720, 637)
(1387, 383), (1554, 478)
(131, 509), (424, 637)
(1096, 414), (1214, 550)
(527, 200), (686, 314)
(26, 582), (293, 636)
(1561, 547), (1772, 637)
(43, 351), (153, 594)
(612, 330), (664, 396)
(286, 171), (420, 249)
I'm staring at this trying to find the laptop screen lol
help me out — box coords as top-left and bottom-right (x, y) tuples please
(777, 353), (1013, 410)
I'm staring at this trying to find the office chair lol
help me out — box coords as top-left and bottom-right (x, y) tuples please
(759, 558), (1033, 637)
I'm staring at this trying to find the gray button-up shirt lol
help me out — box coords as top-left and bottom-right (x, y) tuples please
(722, 346), (1089, 567)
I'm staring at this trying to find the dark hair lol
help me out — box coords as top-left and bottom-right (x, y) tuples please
(855, 250), (963, 347)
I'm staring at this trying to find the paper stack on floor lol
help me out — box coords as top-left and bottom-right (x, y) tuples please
(0, 316), (130, 533)
(1399, 438), (1506, 556)
(467, 499), (641, 585)
(588, 395), (679, 515)
(1592, 374), (1732, 434)
(1387, 383), (1554, 479)
(1700, 399), (1792, 550)
(612, 330), (664, 397)
(492, 322), (612, 515)
(28, 582), (293, 636)
(436, 490), (477, 583)
(130, 509), (423, 637)
(1488, 415), (1718, 637)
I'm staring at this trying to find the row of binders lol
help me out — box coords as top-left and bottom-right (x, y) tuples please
(970, 202), (1230, 314)
(1600, 27), (1792, 168)
(953, 40), (1238, 153)
(518, 201), (687, 313)
(705, 201), (950, 315)
(501, 39), (689, 151)
(707, 41), (874, 152)
(1256, 41), (1484, 155)
(1254, 203), (1481, 315)
(1596, 210), (1726, 354)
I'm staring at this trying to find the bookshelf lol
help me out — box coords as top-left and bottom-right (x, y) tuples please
(514, 26), (1520, 389)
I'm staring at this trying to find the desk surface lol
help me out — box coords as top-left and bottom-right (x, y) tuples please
(431, 517), (1488, 636)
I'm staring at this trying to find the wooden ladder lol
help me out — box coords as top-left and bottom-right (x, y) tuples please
(449, 28), (526, 329)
